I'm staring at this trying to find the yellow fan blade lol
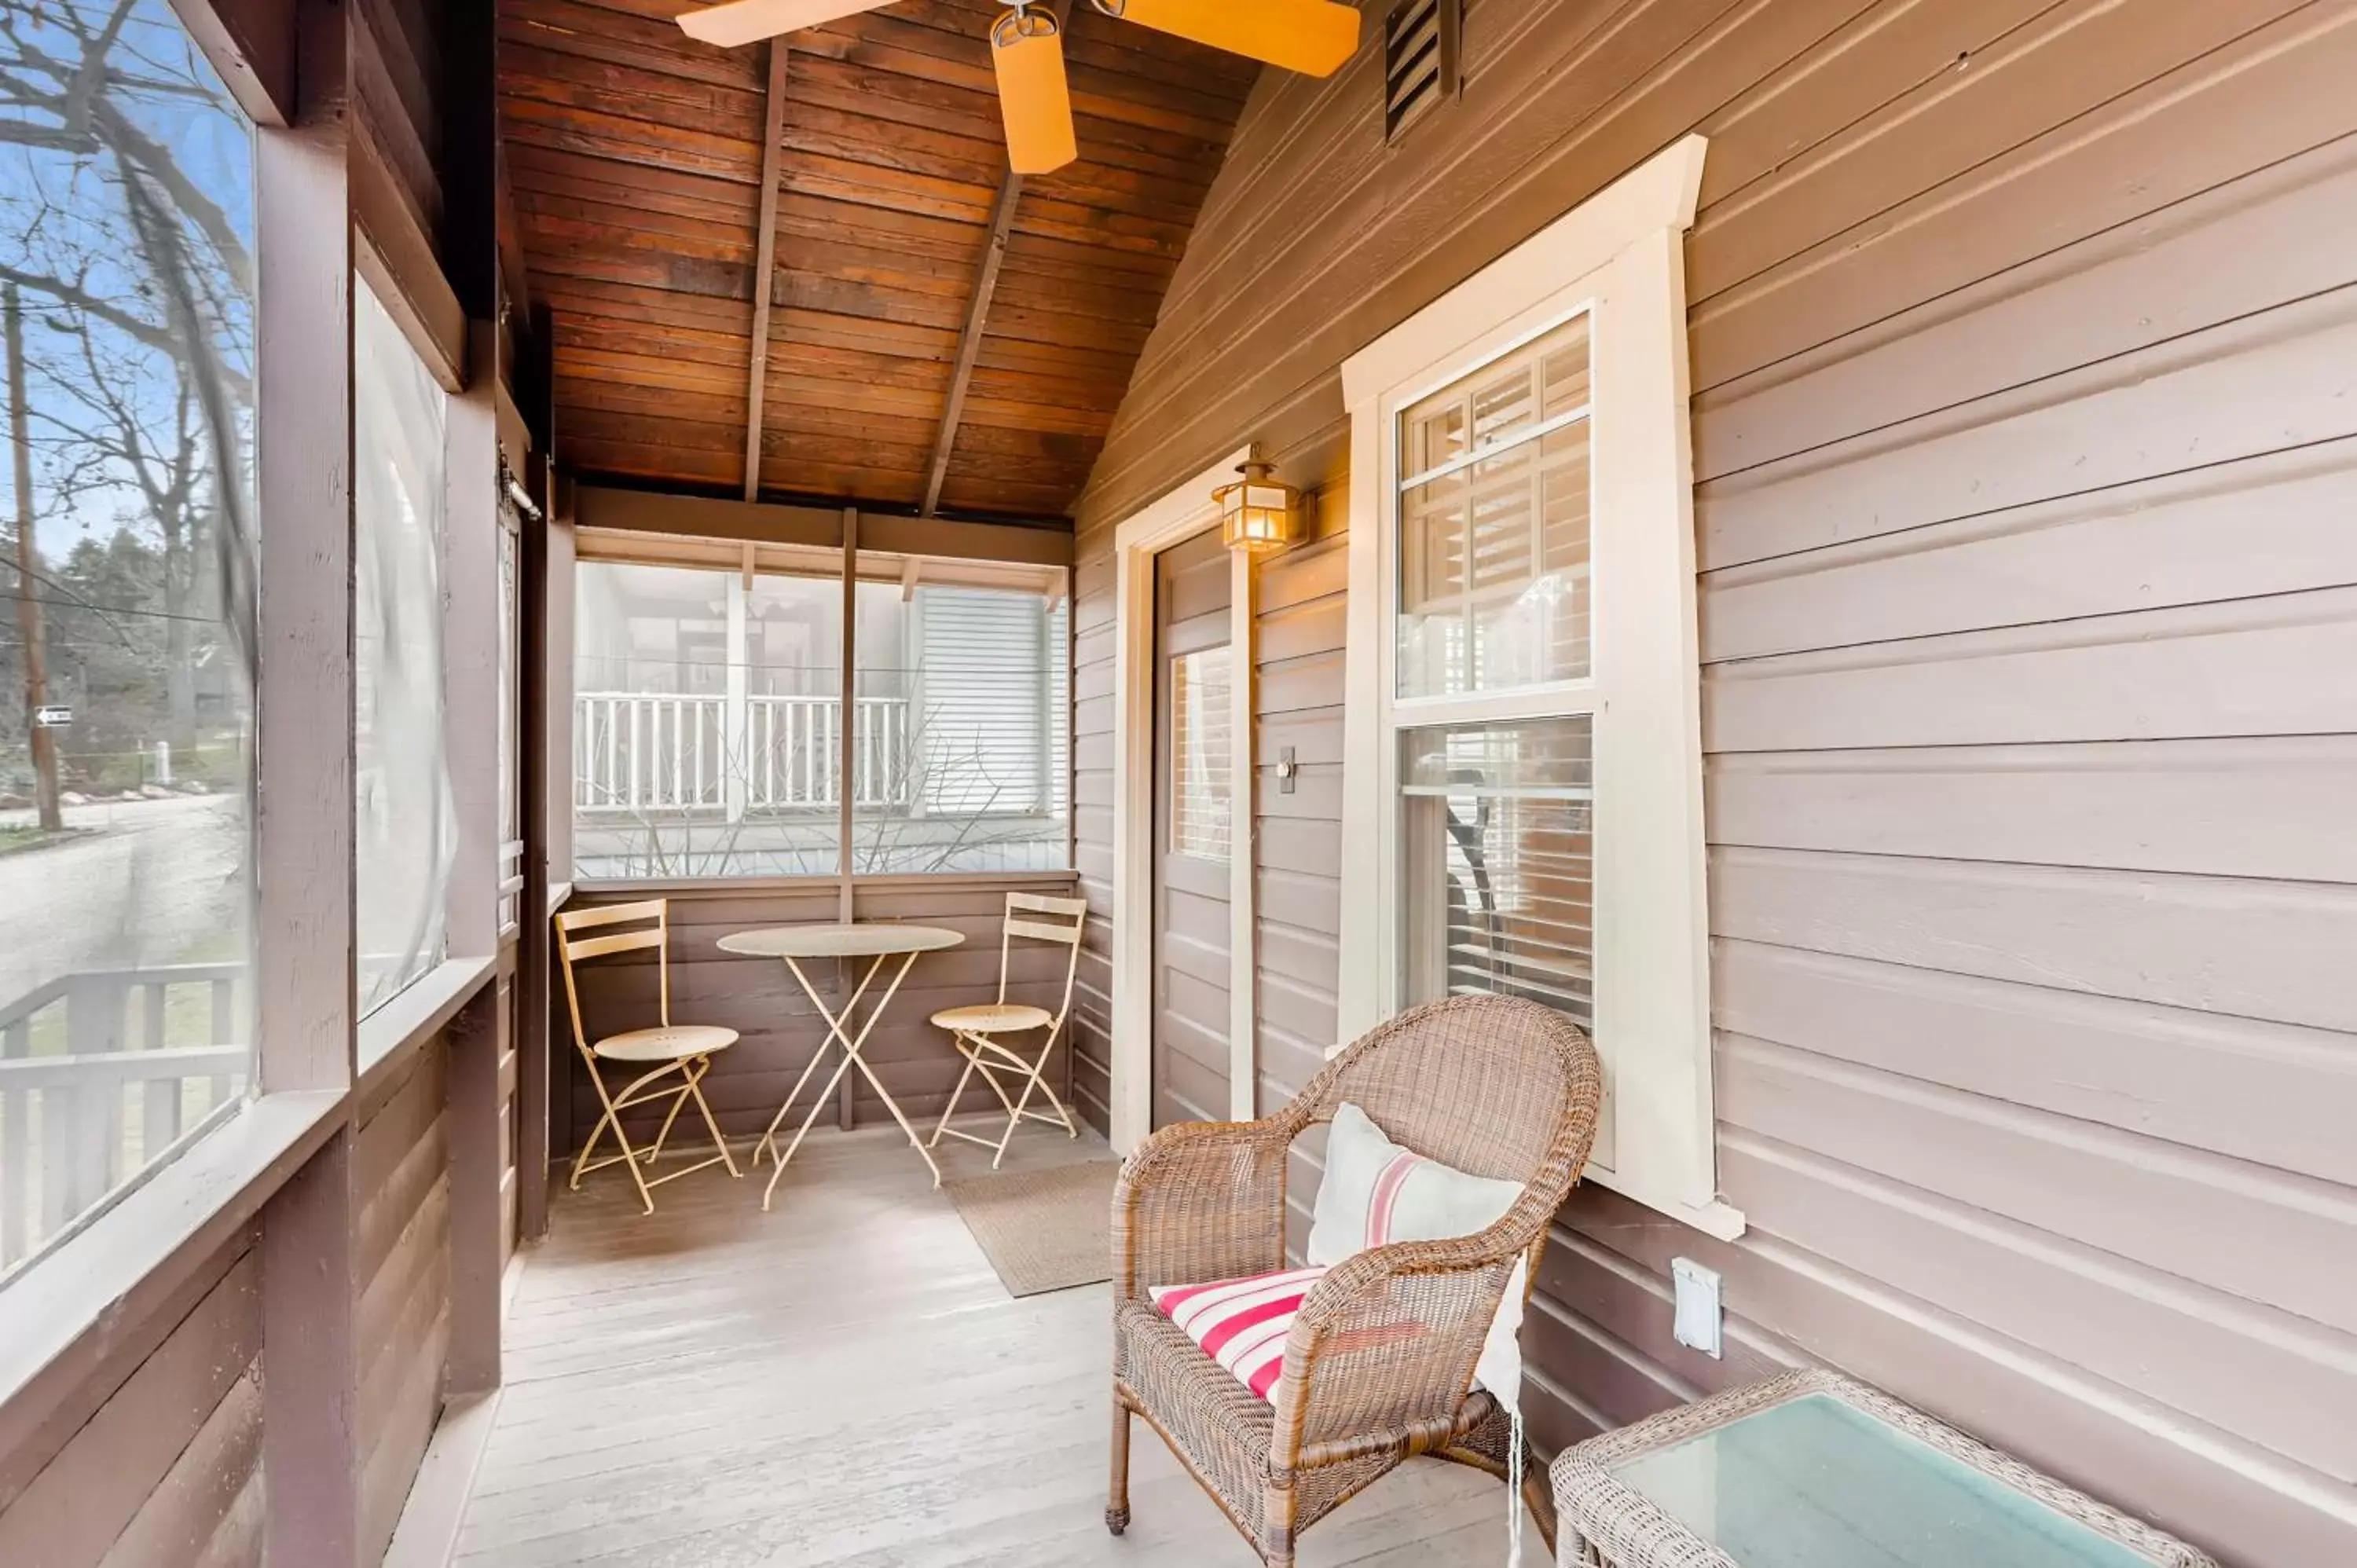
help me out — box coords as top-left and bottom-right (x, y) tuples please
(992, 10), (1079, 175)
(677, 0), (889, 48)
(1109, 0), (1359, 76)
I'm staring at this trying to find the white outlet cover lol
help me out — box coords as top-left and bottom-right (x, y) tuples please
(1671, 1256), (1722, 1359)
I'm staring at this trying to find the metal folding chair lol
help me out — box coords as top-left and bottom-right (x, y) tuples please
(555, 899), (742, 1214)
(926, 892), (1088, 1170)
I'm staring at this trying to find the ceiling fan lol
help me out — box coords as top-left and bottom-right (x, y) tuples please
(675, 0), (1362, 175)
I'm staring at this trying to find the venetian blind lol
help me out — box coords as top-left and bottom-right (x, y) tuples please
(1396, 313), (1593, 698)
(1170, 646), (1232, 861)
(1398, 716), (1593, 1030)
(916, 585), (1057, 815)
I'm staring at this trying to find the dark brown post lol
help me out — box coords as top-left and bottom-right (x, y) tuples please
(5, 284), (61, 831)
(838, 505), (857, 1130)
(439, 0), (505, 1387)
(515, 297), (556, 1233)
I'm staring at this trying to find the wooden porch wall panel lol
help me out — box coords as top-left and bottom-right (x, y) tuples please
(558, 877), (1083, 1147)
(1064, 1), (2357, 1561)
(0, 1239), (263, 1568)
(353, 0), (441, 250)
(352, 1033), (453, 1564)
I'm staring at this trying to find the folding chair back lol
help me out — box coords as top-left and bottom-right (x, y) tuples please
(554, 899), (674, 1069)
(997, 891), (1087, 1030)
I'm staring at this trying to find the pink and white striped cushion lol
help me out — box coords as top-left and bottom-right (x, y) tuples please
(1149, 1265), (1329, 1402)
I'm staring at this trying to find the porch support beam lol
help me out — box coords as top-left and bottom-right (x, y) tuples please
(517, 303), (558, 1244)
(571, 484), (1073, 568)
(742, 42), (790, 502)
(253, 0), (361, 1559)
(917, 0), (1068, 518)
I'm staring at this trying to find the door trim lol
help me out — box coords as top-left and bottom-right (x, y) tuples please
(1110, 445), (1258, 1152)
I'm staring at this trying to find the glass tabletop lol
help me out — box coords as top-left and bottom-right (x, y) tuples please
(1608, 1392), (2151, 1568)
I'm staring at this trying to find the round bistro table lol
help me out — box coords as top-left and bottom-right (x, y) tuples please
(716, 921), (965, 1207)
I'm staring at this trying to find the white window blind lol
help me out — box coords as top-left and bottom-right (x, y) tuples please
(915, 585), (1058, 817)
(1170, 646), (1232, 861)
(1398, 716), (1594, 1024)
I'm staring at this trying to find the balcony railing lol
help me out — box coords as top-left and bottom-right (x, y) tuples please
(0, 964), (247, 1278)
(574, 692), (911, 819)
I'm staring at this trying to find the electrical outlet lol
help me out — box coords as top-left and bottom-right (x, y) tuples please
(1671, 1257), (1722, 1359)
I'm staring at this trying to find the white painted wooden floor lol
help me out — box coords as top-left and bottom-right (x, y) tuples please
(449, 1120), (1528, 1566)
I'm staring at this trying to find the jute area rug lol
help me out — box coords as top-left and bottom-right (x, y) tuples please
(943, 1160), (1120, 1298)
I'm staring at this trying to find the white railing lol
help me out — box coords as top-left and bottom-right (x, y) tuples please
(574, 692), (911, 819)
(0, 964), (247, 1277)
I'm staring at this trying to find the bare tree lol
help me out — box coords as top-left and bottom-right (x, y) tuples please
(0, 0), (255, 789)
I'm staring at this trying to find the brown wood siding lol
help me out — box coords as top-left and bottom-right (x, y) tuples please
(354, 1035), (453, 1563)
(559, 877), (1085, 1148)
(0, 1239), (264, 1568)
(355, 0), (442, 255)
(1067, 2), (2357, 1562)
(493, 0), (1256, 517)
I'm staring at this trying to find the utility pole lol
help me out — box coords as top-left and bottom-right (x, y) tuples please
(6, 283), (61, 830)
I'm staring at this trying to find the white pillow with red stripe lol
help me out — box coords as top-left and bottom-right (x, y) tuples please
(1148, 1102), (1530, 1411)
(1304, 1101), (1528, 1411)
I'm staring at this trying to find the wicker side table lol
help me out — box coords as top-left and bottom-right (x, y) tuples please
(1551, 1369), (2218, 1568)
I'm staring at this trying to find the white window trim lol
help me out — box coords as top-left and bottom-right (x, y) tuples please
(1335, 135), (1743, 1241)
(1108, 446), (1260, 1152)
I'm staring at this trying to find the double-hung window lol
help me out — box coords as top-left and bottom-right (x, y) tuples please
(1337, 137), (1739, 1237)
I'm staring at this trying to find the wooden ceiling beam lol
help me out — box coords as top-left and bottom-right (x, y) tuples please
(918, 0), (1070, 518)
(742, 40), (792, 502)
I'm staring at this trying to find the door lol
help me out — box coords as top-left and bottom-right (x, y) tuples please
(1151, 529), (1233, 1129)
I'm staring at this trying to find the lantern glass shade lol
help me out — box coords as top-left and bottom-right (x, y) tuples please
(1215, 464), (1301, 555)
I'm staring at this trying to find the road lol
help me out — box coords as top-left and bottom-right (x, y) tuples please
(0, 793), (249, 1009)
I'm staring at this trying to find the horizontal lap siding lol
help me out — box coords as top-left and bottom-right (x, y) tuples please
(1070, 552), (1118, 1134)
(0, 1240), (264, 1567)
(1068, 0), (2357, 1561)
(561, 878), (1084, 1149)
(354, 1035), (454, 1564)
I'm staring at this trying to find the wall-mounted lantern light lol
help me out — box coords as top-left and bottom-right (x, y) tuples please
(1214, 458), (1303, 555)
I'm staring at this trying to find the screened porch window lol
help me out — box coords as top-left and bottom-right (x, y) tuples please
(570, 536), (1069, 881)
(0, 0), (257, 1284)
(354, 279), (453, 1014)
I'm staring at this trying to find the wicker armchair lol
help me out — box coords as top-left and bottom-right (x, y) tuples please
(1108, 994), (1604, 1566)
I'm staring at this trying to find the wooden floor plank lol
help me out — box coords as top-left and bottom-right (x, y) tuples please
(451, 1123), (1530, 1566)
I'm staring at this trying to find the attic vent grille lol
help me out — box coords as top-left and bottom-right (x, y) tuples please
(1384, 0), (1459, 142)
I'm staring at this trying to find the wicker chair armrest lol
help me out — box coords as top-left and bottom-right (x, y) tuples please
(1112, 1112), (1308, 1302)
(1270, 1221), (1530, 1467)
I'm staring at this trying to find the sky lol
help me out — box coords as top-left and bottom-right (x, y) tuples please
(0, 0), (255, 565)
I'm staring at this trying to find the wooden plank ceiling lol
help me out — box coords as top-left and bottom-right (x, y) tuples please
(495, 0), (1262, 522)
